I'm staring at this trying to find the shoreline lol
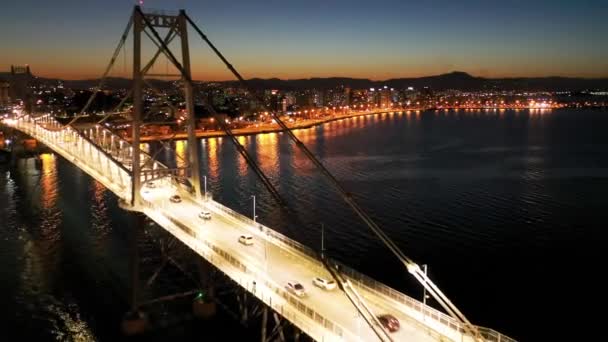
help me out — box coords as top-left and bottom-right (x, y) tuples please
(132, 109), (407, 142)
(128, 106), (565, 142)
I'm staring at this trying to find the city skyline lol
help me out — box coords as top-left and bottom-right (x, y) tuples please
(1, 0), (607, 80)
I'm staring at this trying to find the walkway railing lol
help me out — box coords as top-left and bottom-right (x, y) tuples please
(206, 199), (516, 342)
(9, 115), (132, 201)
(80, 124), (168, 174)
(140, 198), (351, 342)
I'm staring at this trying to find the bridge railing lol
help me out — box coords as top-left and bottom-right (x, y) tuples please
(10, 115), (133, 201)
(81, 125), (168, 174)
(140, 198), (349, 342)
(476, 328), (516, 342)
(205, 199), (516, 342)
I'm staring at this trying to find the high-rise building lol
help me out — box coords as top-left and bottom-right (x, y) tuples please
(265, 89), (281, 112)
(0, 82), (9, 106)
(367, 88), (377, 105)
(10, 65), (33, 112)
(344, 87), (351, 106)
(330, 90), (343, 107)
(380, 86), (392, 108)
(284, 92), (297, 106)
(311, 90), (324, 107)
(404, 87), (418, 103)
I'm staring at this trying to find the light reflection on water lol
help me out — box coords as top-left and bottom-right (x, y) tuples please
(0, 109), (607, 341)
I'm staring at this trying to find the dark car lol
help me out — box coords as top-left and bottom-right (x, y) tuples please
(377, 314), (400, 332)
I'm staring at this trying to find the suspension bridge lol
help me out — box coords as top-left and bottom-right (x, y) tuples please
(1, 6), (515, 342)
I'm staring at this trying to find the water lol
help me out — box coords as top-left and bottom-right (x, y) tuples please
(1, 108), (607, 341)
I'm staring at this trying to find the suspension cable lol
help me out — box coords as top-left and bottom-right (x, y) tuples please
(184, 12), (482, 341)
(136, 8), (287, 208)
(68, 17), (134, 126)
(97, 28), (179, 125)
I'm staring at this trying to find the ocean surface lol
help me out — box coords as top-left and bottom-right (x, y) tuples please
(1, 108), (607, 341)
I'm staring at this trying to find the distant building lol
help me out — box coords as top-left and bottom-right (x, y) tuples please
(10, 65), (33, 112)
(344, 87), (351, 106)
(329, 89), (344, 107)
(311, 90), (324, 107)
(367, 88), (377, 105)
(0, 81), (9, 106)
(262, 89), (282, 112)
(284, 92), (297, 106)
(380, 86), (391, 108)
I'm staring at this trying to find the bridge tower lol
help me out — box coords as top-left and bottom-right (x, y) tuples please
(130, 7), (202, 207)
(122, 7), (208, 335)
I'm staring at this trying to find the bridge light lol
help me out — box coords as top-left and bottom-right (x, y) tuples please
(406, 263), (421, 275)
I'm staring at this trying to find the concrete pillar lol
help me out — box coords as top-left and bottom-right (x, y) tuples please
(261, 306), (268, 342)
(178, 10), (202, 199)
(131, 7), (143, 207)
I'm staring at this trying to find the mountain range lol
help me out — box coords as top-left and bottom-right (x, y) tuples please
(3, 71), (608, 91)
(221, 72), (608, 91)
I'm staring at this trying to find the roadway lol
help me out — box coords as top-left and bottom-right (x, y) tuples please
(141, 180), (443, 342)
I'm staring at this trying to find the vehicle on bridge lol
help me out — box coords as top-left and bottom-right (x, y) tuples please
(312, 277), (336, 291)
(285, 281), (307, 297)
(169, 194), (182, 203)
(238, 234), (253, 245)
(377, 314), (400, 332)
(198, 210), (211, 220)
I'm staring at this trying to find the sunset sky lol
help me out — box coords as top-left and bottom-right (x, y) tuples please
(1, 0), (607, 80)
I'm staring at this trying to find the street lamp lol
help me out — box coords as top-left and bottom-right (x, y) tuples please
(422, 264), (430, 322)
(423, 264), (429, 305)
(321, 223), (325, 259)
(203, 175), (207, 200)
(251, 194), (257, 223)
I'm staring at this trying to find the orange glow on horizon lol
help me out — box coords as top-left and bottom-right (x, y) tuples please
(16, 62), (608, 81)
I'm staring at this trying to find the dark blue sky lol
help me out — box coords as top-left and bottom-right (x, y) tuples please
(1, 0), (606, 80)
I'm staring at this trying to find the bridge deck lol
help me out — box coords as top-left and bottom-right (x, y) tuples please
(141, 182), (444, 341)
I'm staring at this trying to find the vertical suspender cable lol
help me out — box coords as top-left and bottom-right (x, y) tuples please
(135, 16), (286, 208)
(68, 17), (134, 126)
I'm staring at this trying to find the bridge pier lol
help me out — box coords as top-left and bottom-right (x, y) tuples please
(122, 212), (148, 336)
(192, 258), (217, 319)
(238, 290), (249, 324)
(260, 306), (268, 342)
(272, 312), (287, 342)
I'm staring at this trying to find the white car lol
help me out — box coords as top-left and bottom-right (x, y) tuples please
(238, 234), (254, 245)
(169, 195), (182, 203)
(146, 182), (156, 188)
(285, 281), (307, 297)
(198, 211), (211, 220)
(312, 277), (337, 291)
